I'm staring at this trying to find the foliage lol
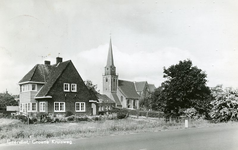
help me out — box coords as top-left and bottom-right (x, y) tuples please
(210, 85), (238, 122)
(85, 80), (99, 94)
(65, 111), (74, 117)
(152, 60), (212, 116)
(128, 109), (164, 118)
(15, 115), (28, 123)
(183, 108), (198, 118)
(109, 108), (129, 119)
(66, 115), (75, 121)
(0, 92), (18, 109)
(139, 96), (153, 111)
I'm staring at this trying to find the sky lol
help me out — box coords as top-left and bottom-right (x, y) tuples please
(0, 0), (238, 95)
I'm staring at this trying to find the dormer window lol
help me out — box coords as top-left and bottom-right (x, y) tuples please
(64, 83), (70, 92)
(71, 84), (77, 92)
(21, 84), (37, 92)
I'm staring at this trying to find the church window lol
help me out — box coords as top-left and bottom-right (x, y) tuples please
(106, 78), (108, 82)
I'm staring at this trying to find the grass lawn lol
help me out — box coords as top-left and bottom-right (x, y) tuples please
(0, 116), (235, 144)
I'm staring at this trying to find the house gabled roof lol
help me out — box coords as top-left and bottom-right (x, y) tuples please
(35, 60), (71, 98)
(19, 64), (54, 84)
(134, 81), (148, 92)
(148, 84), (156, 92)
(118, 80), (140, 99)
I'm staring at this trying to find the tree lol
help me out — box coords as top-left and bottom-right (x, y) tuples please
(0, 92), (18, 110)
(84, 80), (99, 94)
(154, 60), (212, 116)
(210, 85), (238, 122)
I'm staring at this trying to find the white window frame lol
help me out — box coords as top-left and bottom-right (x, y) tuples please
(31, 103), (37, 112)
(71, 84), (77, 92)
(20, 103), (27, 112)
(27, 103), (31, 112)
(54, 102), (65, 112)
(64, 83), (70, 92)
(20, 103), (23, 112)
(31, 84), (37, 91)
(39, 102), (46, 112)
(21, 84), (37, 92)
(75, 102), (86, 112)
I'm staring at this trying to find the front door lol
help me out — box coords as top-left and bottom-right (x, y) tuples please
(91, 103), (96, 115)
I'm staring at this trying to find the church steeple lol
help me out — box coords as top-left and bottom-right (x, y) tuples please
(105, 38), (116, 75)
(103, 38), (118, 94)
(106, 38), (114, 67)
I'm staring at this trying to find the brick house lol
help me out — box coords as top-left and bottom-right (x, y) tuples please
(19, 57), (98, 116)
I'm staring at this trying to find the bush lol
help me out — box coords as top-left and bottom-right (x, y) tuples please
(65, 111), (74, 117)
(29, 117), (38, 124)
(75, 116), (88, 122)
(15, 115), (28, 123)
(116, 109), (129, 119)
(66, 115), (75, 121)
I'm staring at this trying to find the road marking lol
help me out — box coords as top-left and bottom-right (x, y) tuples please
(139, 148), (147, 150)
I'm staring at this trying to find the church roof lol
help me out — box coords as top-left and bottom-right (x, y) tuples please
(106, 38), (115, 67)
(134, 81), (148, 92)
(148, 84), (156, 92)
(118, 80), (140, 99)
(111, 93), (122, 106)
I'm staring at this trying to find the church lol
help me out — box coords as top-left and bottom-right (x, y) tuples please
(102, 39), (156, 109)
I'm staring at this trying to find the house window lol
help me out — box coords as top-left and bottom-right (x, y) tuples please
(32, 84), (36, 91)
(27, 103), (31, 111)
(32, 103), (37, 111)
(21, 84), (37, 92)
(40, 102), (46, 112)
(71, 84), (77, 92)
(75, 102), (85, 112)
(54, 102), (65, 112)
(20, 104), (23, 112)
(64, 83), (70, 92)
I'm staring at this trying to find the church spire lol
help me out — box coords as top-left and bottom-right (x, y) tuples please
(106, 38), (114, 67)
(105, 38), (116, 75)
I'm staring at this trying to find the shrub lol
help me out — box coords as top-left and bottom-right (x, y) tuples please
(15, 115), (28, 123)
(65, 111), (74, 117)
(66, 115), (75, 121)
(29, 117), (38, 124)
(117, 109), (129, 119)
(75, 116), (88, 122)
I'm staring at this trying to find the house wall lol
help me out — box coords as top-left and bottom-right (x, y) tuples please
(47, 61), (97, 116)
(19, 84), (44, 103)
(20, 91), (38, 103)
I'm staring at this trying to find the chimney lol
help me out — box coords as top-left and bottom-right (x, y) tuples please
(56, 57), (63, 64)
(44, 60), (51, 65)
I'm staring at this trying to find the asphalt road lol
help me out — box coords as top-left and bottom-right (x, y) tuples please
(1, 124), (238, 150)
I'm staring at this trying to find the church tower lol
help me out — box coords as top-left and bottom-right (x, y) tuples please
(103, 38), (118, 95)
